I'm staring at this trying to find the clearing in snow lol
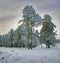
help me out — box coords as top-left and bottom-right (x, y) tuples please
(0, 47), (60, 63)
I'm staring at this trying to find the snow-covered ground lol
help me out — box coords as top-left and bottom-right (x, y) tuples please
(0, 47), (60, 63)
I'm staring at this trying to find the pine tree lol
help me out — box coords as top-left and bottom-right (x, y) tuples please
(0, 35), (3, 46)
(8, 29), (14, 47)
(18, 5), (42, 49)
(40, 15), (56, 48)
(14, 24), (26, 47)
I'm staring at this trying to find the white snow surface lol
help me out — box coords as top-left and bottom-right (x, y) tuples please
(0, 47), (60, 63)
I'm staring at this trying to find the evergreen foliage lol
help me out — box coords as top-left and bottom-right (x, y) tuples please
(40, 15), (56, 48)
(18, 5), (42, 49)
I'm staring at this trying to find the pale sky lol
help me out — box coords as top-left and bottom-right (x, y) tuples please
(0, 0), (60, 39)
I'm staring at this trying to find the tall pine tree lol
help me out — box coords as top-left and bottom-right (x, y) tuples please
(18, 5), (42, 49)
(40, 15), (56, 48)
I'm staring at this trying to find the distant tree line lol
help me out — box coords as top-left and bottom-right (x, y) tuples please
(0, 25), (39, 48)
(0, 5), (57, 49)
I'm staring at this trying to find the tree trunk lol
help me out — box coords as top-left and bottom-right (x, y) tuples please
(26, 18), (33, 49)
(46, 40), (50, 48)
(26, 17), (30, 49)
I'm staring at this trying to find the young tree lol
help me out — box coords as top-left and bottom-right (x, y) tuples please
(14, 24), (26, 47)
(18, 5), (42, 49)
(3, 34), (9, 47)
(0, 35), (3, 46)
(40, 15), (56, 48)
(8, 29), (14, 47)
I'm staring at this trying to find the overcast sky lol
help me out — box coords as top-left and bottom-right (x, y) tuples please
(0, 0), (60, 39)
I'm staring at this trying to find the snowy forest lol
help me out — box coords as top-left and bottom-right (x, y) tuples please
(0, 5), (58, 49)
(0, 0), (60, 62)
